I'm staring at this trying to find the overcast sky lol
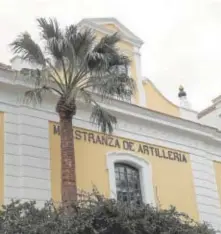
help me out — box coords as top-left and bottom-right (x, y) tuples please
(0, 0), (221, 111)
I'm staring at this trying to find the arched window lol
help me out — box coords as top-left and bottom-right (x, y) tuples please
(107, 152), (155, 205)
(115, 163), (142, 204)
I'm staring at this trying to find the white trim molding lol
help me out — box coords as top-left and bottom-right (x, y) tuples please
(106, 152), (155, 205)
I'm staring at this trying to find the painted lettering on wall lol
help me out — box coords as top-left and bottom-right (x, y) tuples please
(53, 124), (187, 163)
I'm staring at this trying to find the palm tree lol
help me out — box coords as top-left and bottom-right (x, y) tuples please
(10, 18), (135, 204)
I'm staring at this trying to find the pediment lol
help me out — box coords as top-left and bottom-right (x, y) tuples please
(78, 17), (143, 47)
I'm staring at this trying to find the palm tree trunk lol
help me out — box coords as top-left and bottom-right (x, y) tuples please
(59, 115), (77, 204)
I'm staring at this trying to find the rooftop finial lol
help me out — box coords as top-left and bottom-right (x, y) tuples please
(178, 85), (187, 98)
(178, 85), (191, 109)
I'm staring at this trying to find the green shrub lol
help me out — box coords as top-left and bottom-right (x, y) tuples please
(0, 192), (216, 234)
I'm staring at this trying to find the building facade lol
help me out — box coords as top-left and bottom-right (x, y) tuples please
(0, 18), (221, 230)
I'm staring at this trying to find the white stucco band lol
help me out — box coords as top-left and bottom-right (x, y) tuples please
(106, 152), (155, 206)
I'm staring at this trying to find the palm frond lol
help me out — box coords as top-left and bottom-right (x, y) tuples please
(37, 17), (70, 87)
(46, 37), (70, 86)
(109, 54), (131, 67)
(62, 25), (79, 84)
(87, 52), (110, 71)
(66, 26), (95, 58)
(20, 67), (46, 87)
(65, 27), (96, 87)
(94, 74), (136, 102)
(65, 25), (78, 38)
(66, 87), (92, 107)
(75, 89), (92, 104)
(86, 42), (136, 101)
(94, 32), (120, 54)
(47, 37), (67, 61)
(87, 33), (122, 73)
(19, 66), (65, 98)
(23, 85), (53, 105)
(37, 17), (62, 40)
(10, 32), (45, 66)
(86, 56), (136, 102)
(45, 59), (66, 92)
(91, 104), (117, 133)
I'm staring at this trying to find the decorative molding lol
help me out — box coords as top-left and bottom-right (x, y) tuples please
(106, 152), (155, 205)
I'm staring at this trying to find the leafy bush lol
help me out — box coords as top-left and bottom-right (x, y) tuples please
(0, 191), (216, 234)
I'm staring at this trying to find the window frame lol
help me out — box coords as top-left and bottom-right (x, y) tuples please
(106, 152), (155, 205)
(115, 162), (142, 204)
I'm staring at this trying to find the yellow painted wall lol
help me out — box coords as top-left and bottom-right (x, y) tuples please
(143, 80), (180, 117)
(0, 113), (4, 205)
(214, 161), (221, 207)
(49, 122), (198, 220)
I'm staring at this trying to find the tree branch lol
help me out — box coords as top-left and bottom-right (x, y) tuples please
(46, 59), (65, 93)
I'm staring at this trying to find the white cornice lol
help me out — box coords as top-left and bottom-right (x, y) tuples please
(0, 68), (221, 143)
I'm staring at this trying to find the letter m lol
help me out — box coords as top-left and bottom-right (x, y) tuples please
(53, 124), (60, 135)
